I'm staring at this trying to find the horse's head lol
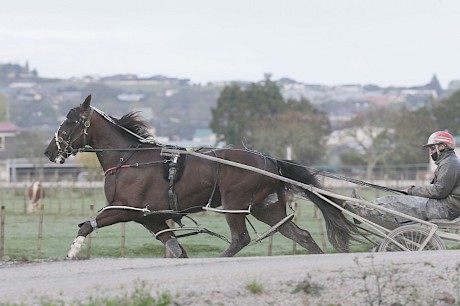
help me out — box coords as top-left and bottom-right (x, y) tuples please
(44, 95), (94, 164)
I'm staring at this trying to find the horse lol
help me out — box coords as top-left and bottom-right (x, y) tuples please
(44, 95), (362, 258)
(27, 181), (45, 213)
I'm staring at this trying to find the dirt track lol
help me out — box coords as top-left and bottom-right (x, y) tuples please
(1, 250), (460, 305)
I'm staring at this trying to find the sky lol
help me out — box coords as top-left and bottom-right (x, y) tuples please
(1, 0), (459, 87)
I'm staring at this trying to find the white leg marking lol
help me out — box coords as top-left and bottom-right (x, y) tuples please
(67, 236), (85, 259)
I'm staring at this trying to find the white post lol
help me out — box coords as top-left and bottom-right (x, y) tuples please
(286, 146), (292, 160)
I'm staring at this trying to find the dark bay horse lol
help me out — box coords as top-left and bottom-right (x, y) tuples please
(44, 95), (362, 258)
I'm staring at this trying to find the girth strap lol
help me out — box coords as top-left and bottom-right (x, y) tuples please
(166, 152), (183, 227)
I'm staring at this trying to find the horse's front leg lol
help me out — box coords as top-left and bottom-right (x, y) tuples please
(67, 210), (140, 259)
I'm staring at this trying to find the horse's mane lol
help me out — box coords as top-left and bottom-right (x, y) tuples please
(112, 112), (153, 140)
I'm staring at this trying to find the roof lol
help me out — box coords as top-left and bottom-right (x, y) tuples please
(193, 128), (214, 138)
(0, 122), (20, 133)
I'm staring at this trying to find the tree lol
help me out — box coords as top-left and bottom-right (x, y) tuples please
(390, 107), (436, 164)
(75, 152), (103, 181)
(432, 89), (460, 135)
(341, 109), (395, 179)
(15, 130), (50, 159)
(210, 84), (247, 147)
(250, 108), (331, 164)
(249, 97), (331, 163)
(0, 94), (7, 121)
(10, 98), (57, 128)
(210, 76), (285, 148)
(340, 107), (436, 179)
(211, 77), (331, 163)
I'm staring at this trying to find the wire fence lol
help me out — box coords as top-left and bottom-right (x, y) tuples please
(0, 182), (107, 259)
(0, 182), (335, 259)
(0, 165), (426, 260)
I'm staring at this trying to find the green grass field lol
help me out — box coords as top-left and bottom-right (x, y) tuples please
(0, 186), (345, 259)
(3, 186), (455, 260)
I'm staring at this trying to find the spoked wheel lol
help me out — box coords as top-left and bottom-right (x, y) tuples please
(378, 224), (445, 252)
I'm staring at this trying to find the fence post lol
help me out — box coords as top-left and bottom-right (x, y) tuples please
(80, 190), (85, 215)
(292, 201), (298, 254)
(12, 186), (17, 213)
(69, 183), (73, 214)
(23, 185), (27, 215)
(0, 206), (5, 258)
(58, 184), (62, 214)
(37, 204), (44, 258)
(86, 205), (94, 258)
(314, 206), (327, 253)
(48, 184), (53, 213)
(267, 236), (273, 256)
(121, 223), (126, 257)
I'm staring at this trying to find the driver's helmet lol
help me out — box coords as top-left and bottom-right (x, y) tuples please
(423, 131), (455, 149)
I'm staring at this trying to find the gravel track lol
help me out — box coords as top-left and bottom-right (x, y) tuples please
(1, 250), (460, 305)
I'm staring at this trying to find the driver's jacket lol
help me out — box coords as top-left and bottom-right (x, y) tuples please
(408, 149), (460, 219)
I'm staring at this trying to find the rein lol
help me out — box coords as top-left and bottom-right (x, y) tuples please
(104, 160), (164, 176)
(61, 103), (403, 195)
(75, 146), (161, 153)
(294, 162), (408, 195)
(314, 170), (408, 194)
(91, 106), (163, 145)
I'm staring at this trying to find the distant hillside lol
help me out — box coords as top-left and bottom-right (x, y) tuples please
(0, 62), (458, 140)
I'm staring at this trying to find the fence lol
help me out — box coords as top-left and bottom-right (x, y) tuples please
(0, 182), (106, 259)
(0, 173), (416, 260)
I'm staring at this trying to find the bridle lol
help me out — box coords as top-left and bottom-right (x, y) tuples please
(54, 107), (94, 159)
(53, 106), (164, 161)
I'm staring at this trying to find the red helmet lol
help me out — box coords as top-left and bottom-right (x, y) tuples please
(423, 131), (455, 149)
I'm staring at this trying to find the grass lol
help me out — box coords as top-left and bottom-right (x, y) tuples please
(0, 185), (347, 259)
(1, 208), (330, 259)
(3, 185), (447, 260)
(246, 280), (264, 294)
(291, 276), (324, 296)
(0, 279), (173, 306)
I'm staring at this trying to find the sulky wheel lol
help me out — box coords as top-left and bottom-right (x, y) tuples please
(377, 224), (446, 252)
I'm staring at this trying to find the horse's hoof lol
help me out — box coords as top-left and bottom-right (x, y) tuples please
(165, 238), (183, 258)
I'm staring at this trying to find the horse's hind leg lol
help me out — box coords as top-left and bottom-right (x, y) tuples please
(221, 214), (251, 257)
(68, 210), (140, 259)
(278, 220), (323, 254)
(251, 199), (323, 254)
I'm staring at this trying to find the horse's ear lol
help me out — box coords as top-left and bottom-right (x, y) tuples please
(81, 95), (92, 110)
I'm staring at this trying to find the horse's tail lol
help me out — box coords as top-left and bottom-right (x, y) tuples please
(277, 160), (362, 252)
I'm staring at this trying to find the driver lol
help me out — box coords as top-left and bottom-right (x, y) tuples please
(346, 131), (460, 225)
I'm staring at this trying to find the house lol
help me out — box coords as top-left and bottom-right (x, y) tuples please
(192, 128), (216, 144)
(0, 122), (20, 181)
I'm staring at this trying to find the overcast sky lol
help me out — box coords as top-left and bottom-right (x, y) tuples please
(1, 0), (459, 87)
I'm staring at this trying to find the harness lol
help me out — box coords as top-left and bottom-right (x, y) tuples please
(100, 144), (187, 227)
(53, 106), (164, 160)
(55, 105), (292, 244)
(163, 151), (182, 226)
(54, 107), (94, 159)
